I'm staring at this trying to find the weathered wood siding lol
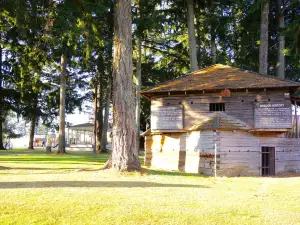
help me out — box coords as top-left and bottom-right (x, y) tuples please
(216, 131), (260, 176)
(144, 130), (300, 176)
(151, 89), (289, 129)
(216, 131), (300, 176)
(146, 89), (300, 176)
(144, 133), (186, 171)
(145, 131), (215, 174)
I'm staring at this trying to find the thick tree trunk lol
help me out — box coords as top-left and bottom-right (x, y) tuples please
(0, 43), (4, 150)
(259, 1), (269, 75)
(93, 79), (97, 154)
(277, 0), (285, 80)
(58, 52), (67, 154)
(136, 37), (142, 152)
(110, 0), (140, 171)
(186, 0), (198, 72)
(28, 116), (36, 149)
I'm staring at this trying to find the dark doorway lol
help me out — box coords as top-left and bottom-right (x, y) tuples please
(261, 147), (275, 176)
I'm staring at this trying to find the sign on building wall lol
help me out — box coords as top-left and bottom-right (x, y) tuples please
(151, 105), (183, 130)
(254, 102), (292, 129)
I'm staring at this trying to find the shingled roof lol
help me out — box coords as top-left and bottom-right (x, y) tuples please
(141, 64), (300, 96)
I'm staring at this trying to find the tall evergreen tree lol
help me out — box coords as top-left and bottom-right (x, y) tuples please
(186, 0), (198, 71)
(259, 0), (269, 75)
(109, 0), (140, 171)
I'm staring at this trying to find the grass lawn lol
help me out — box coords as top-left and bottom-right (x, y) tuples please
(0, 149), (300, 225)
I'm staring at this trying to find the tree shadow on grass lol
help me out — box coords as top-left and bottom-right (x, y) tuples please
(0, 181), (209, 189)
(2, 167), (77, 171)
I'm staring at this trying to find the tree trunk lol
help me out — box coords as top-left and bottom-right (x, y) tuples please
(259, 1), (269, 75)
(0, 119), (4, 150)
(136, 37), (142, 152)
(110, 0), (140, 171)
(195, 2), (201, 68)
(0, 42), (4, 150)
(186, 0), (198, 72)
(210, 0), (216, 65)
(101, 69), (112, 151)
(276, 0), (285, 80)
(96, 59), (104, 152)
(211, 36), (216, 64)
(96, 80), (102, 151)
(28, 116), (36, 149)
(101, 6), (114, 151)
(58, 52), (67, 154)
(28, 98), (38, 150)
(93, 78), (97, 154)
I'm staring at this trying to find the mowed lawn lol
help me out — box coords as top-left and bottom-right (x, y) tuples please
(0, 149), (300, 225)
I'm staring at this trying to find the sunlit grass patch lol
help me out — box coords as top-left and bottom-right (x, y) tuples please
(0, 149), (300, 225)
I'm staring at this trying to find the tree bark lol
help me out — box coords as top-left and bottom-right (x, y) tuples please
(259, 1), (269, 75)
(28, 98), (38, 150)
(96, 76), (103, 152)
(186, 0), (198, 72)
(136, 37), (142, 152)
(101, 4), (114, 151)
(0, 119), (4, 150)
(195, 2), (201, 67)
(0, 41), (4, 150)
(110, 0), (140, 171)
(58, 52), (67, 154)
(28, 115), (36, 150)
(96, 57), (104, 152)
(210, 0), (216, 65)
(211, 36), (216, 64)
(276, 0), (285, 80)
(101, 70), (112, 151)
(93, 78), (97, 154)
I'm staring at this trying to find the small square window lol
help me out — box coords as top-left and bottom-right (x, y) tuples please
(209, 103), (225, 111)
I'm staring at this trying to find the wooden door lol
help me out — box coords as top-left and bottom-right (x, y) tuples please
(261, 147), (275, 176)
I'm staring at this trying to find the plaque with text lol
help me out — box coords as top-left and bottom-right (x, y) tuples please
(151, 105), (183, 130)
(254, 102), (292, 129)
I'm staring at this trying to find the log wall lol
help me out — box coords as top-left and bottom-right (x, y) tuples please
(144, 130), (300, 176)
(216, 131), (300, 176)
(151, 89), (289, 129)
(145, 89), (300, 176)
(145, 131), (215, 174)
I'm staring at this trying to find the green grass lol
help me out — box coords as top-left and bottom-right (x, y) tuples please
(0, 149), (300, 225)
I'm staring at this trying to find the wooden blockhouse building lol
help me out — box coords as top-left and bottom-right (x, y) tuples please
(141, 64), (300, 176)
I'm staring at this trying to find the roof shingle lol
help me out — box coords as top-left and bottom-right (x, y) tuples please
(141, 64), (300, 95)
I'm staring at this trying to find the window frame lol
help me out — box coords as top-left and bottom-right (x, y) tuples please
(209, 103), (225, 112)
